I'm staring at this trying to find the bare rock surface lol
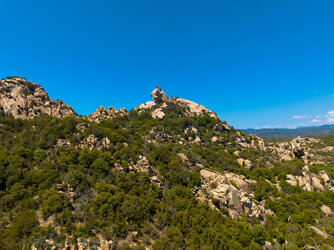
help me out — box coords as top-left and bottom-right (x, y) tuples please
(321, 205), (332, 216)
(77, 134), (111, 151)
(88, 106), (127, 123)
(0, 77), (77, 119)
(199, 169), (264, 220)
(138, 86), (220, 120)
(236, 158), (253, 170)
(286, 166), (333, 191)
(151, 86), (169, 104)
(310, 226), (329, 239)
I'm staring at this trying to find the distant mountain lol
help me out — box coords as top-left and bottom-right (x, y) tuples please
(243, 124), (334, 138)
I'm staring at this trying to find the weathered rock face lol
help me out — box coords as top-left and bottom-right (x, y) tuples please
(139, 87), (220, 120)
(236, 158), (253, 170)
(310, 226), (329, 239)
(0, 77), (77, 119)
(88, 106), (127, 123)
(134, 156), (153, 174)
(151, 103), (167, 119)
(146, 127), (176, 143)
(286, 166), (333, 191)
(56, 138), (71, 147)
(151, 86), (169, 104)
(213, 123), (231, 133)
(321, 205), (332, 216)
(176, 98), (219, 119)
(199, 169), (265, 220)
(268, 137), (320, 163)
(76, 134), (111, 151)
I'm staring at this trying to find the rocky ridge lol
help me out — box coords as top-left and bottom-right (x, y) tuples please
(0, 78), (220, 123)
(87, 106), (127, 123)
(286, 165), (333, 191)
(1, 77), (334, 249)
(0, 77), (77, 119)
(137, 86), (220, 120)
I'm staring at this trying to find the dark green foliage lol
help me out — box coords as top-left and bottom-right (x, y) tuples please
(0, 110), (333, 249)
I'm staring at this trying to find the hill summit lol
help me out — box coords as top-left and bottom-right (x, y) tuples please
(0, 77), (76, 119)
(0, 76), (333, 249)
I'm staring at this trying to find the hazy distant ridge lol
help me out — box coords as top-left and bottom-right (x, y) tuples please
(243, 124), (334, 138)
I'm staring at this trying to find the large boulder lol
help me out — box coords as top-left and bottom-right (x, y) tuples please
(151, 86), (169, 104)
(321, 205), (332, 216)
(236, 158), (253, 170)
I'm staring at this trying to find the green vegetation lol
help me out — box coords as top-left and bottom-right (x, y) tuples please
(244, 125), (334, 138)
(0, 107), (333, 249)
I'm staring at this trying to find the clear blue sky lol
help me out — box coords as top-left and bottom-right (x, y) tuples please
(1, 0), (334, 129)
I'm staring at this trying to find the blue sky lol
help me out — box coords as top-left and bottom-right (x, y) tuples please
(1, 0), (334, 129)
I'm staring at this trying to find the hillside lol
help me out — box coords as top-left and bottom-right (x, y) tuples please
(0, 77), (333, 249)
(243, 125), (334, 138)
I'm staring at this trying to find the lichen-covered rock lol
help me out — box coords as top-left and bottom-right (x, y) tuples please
(0, 77), (77, 119)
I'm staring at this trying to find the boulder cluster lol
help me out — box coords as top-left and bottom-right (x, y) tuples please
(87, 106), (127, 123)
(76, 134), (111, 151)
(0, 77), (76, 119)
(199, 169), (268, 220)
(286, 165), (333, 191)
(0, 78), (219, 123)
(138, 86), (219, 120)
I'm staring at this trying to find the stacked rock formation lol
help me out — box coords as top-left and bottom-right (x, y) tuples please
(0, 77), (76, 119)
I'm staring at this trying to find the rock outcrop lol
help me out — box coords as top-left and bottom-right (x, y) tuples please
(236, 158), (253, 170)
(138, 87), (219, 120)
(0, 77), (76, 119)
(321, 205), (332, 216)
(151, 86), (169, 104)
(199, 169), (264, 220)
(88, 106), (127, 123)
(286, 166), (333, 191)
(175, 98), (219, 119)
(268, 137), (321, 164)
(134, 156), (153, 174)
(310, 226), (329, 239)
(76, 134), (111, 151)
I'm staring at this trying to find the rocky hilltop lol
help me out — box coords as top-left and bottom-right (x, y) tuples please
(0, 77), (77, 119)
(0, 77), (333, 249)
(0, 77), (219, 123)
(138, 86), (219, 120)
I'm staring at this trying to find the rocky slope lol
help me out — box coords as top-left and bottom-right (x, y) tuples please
(0, 77), (333, 249)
